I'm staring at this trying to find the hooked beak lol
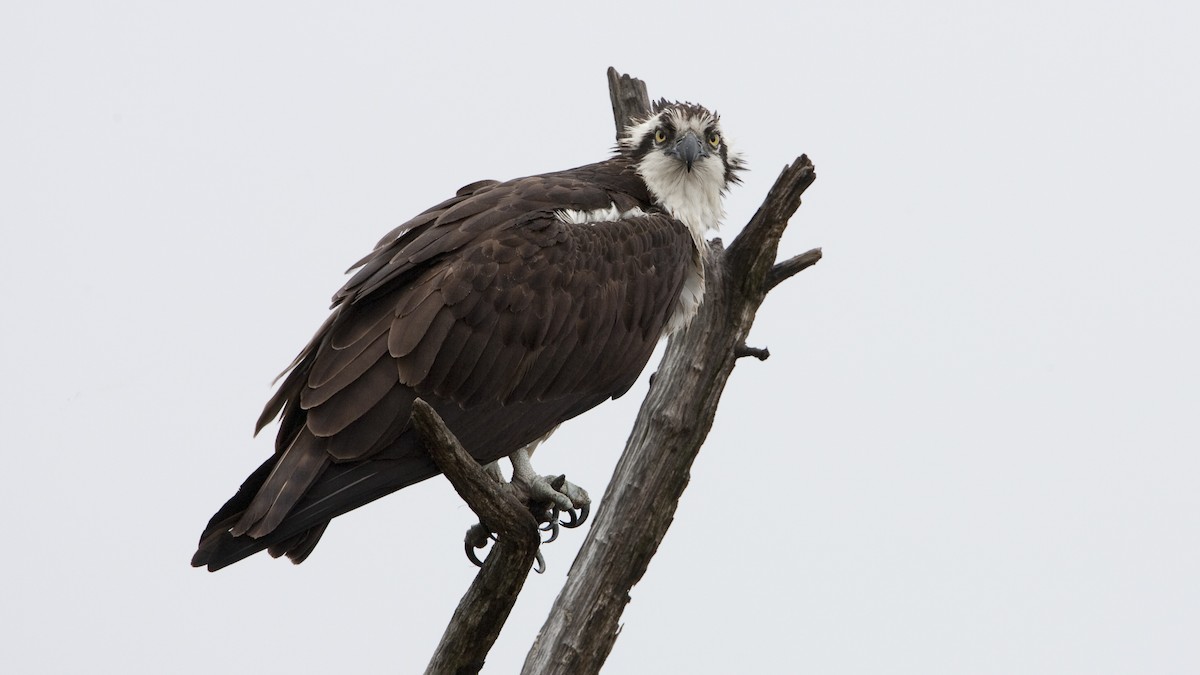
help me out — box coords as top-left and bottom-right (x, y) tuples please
(670, 131), (706, 172)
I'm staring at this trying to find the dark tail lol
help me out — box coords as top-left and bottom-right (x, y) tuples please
(191, 453), (439, 571)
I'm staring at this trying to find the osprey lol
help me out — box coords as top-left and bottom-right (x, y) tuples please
(192, 100), (744, 571)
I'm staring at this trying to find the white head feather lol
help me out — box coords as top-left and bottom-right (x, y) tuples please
(621, 103), (744, 248)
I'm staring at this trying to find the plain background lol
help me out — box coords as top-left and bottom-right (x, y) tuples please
(3, 2), (1197, 673)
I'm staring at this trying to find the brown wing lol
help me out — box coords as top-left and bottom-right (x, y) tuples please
(193, 160), (694, 570)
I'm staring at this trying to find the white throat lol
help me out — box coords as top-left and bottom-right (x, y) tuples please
(622, 108), (735, 250)
(635, 153), (727, 250)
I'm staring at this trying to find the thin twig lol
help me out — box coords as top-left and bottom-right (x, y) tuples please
(766, 247), (823, 291)
(734, 343), (771, 361)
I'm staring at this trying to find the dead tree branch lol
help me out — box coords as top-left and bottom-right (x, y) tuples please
(767, 247), (824, 291)
(606, 66), (650, 142)
(414, 399), (541, 675)
(521, 70), (819, 674)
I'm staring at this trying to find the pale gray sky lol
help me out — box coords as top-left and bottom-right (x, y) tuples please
(3, 2), (1197, 673)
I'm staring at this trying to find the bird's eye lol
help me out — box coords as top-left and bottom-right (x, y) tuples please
(708, 132), (721, 148)
(654, 128), (667, 144)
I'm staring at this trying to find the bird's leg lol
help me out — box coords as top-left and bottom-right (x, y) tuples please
(481, 460), (506, 483)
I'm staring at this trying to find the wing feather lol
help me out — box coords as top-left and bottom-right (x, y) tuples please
(326, 386), (409, 461)
(509, 329), (574, 402)
(389, 287), (444, 358)
(437, 313), (497, 397)
(420, 321), (474, 395)
(303, 353), (398, 436)
(303, 331), (389, 406)
(197, 160), (700, 570)
(396, 308), (457, 387)
(326, 291), (396, 352)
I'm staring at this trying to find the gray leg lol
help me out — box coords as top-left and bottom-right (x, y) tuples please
(508, 446), (591, 515)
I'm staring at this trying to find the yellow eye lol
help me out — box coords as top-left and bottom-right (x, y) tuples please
(708, 132), (721, 148)
(654, 128), (667, 143)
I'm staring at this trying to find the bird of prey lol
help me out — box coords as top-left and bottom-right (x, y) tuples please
(192, 100), (743, 571)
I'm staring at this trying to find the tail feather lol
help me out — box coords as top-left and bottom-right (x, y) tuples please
(191, 450), (438, 571)
(231, 429), (331, 538)
(268, 521), (329, 564)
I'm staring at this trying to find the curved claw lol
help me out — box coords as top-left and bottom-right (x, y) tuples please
(465, 540), (486, 568)
(543, 518), (561, 544)
(464, 522), (493, 568)
(533, 549), (546, 574)
(561, 502), (590, 529)
(560, 508), (579, 528)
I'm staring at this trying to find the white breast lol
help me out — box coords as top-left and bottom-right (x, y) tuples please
(666, 251), (705, 335)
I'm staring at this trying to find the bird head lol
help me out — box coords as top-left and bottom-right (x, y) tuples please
(620, 100), (745, 238)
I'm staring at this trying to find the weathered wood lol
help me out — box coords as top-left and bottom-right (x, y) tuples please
(606, 66), (651, 142)
(734, 342), (771, 361)
(521, 70), (819, 675)
(414, 399), (541, 675)
(767, 247), (824, 291)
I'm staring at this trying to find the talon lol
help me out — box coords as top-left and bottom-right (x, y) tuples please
(465, 540), (486, 568)
(533, 550), (546, 574)
(464, 522), (493, 567)
(540, 505), (560, 530)
(562, 503), (590, 528)
(560, 508), (579, 528)
(550, 474), (566, 490)
(543, 518), (561, 544)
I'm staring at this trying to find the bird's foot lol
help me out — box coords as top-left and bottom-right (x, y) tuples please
(461, 452), (591, 573)
(510, 444), (591, 543)
(463, 521), (495, 569)
(521, 473), (591, 545)
(463, 521), (551, 574)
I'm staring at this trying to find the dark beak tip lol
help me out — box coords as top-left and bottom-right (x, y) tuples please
(676, 131), (702, 173)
